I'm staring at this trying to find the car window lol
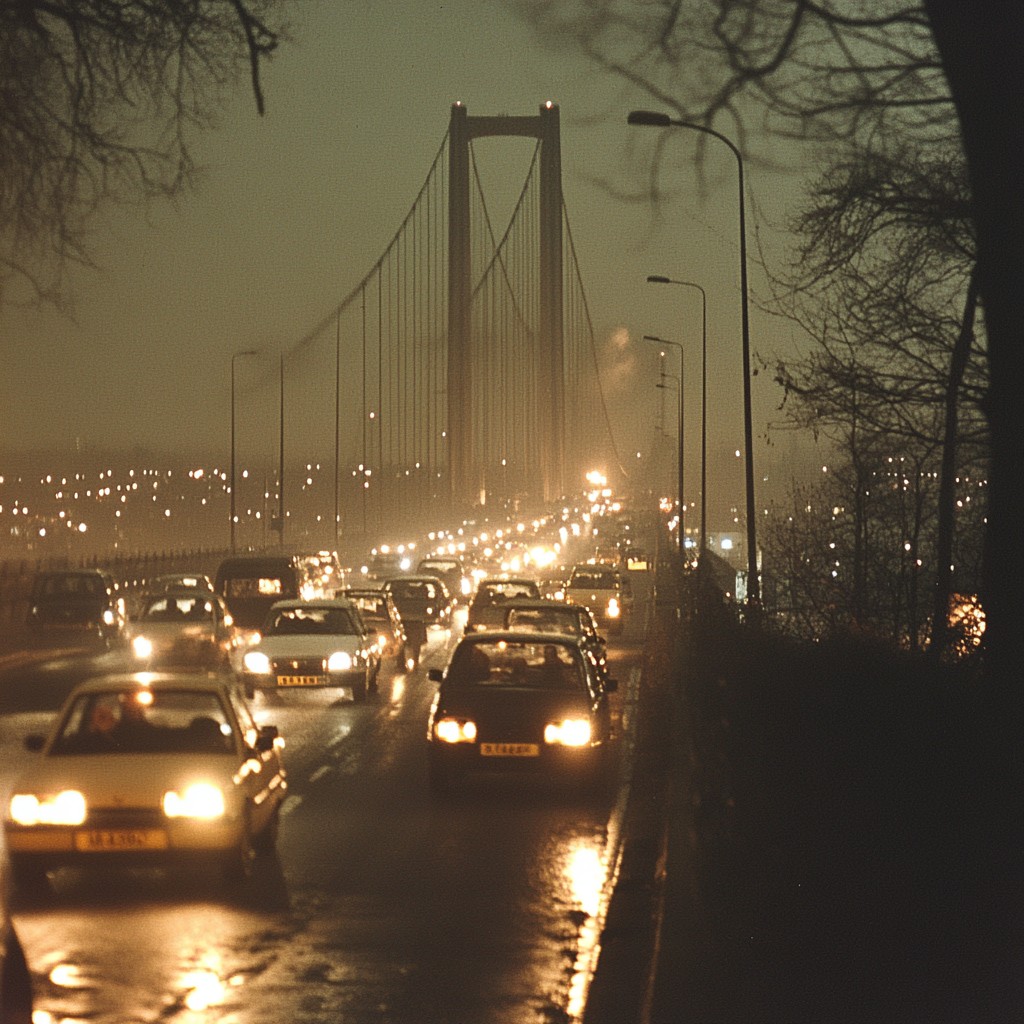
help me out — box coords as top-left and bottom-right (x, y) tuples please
(51, 689), (234, 755)
(267, 606), (357, 635)
(505, 608), (578, 635)
(447, 640), (583, 691)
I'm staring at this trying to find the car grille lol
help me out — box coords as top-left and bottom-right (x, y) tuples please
(270, 657), (328, 674)
(85, 807), (165, 828)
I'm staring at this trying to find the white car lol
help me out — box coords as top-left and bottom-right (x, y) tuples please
(240, 598), (381, 701)
(126, 589), (241, 669)
(4, 672), (286, 896)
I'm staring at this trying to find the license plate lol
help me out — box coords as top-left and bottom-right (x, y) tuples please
(75, 829), (168, 852)
(480, 742), (540, 757)
(277, 674), (327, 687)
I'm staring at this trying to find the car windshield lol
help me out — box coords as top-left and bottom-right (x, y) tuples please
(140, 595), (215, 622)
(505, 608), (580, 635)
(475, 581), (537, 603)
(390, 580), (440, 601)
(570, 569), (618, 588)
(347, 593), (387, 619)
(266, 606), (357, 636)
(50, 689), (235, 755)
(446, 640), (583, 691)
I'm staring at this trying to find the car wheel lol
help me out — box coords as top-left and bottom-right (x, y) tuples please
(253, 804), (280, 854)
(351, 679), (367, 702)
(223, 817), (257, 890)
(0, 924), (34, 1023)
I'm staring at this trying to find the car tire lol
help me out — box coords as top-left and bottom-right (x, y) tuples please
(0, 924), (34, 1023)
(351, 679), (367, 702)
(223, 817), (257, 891)
(253, 804), (280, 854)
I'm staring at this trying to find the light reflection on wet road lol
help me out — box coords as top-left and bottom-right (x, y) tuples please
(2, 613), (645, 1023)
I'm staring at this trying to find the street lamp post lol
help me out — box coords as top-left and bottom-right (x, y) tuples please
(230, 349), (258, 553)
(647, 276), (708, 565)
(629, 110), (759, 604)
(642, 334), (684, 557)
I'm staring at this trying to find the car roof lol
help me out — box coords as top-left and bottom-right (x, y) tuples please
(269, 597), (356, 610)
(68, 671), (238, 695)
(456, 629), (582, 648)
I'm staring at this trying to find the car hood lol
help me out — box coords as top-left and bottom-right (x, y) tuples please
(255, 634), (363, 657)
(11, 753), (243, 807)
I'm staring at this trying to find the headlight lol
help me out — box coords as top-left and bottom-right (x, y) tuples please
(606, 597), (621, 618)
(328, 651), (354, 672)
(163, 783), (226, 819)
(243, 651), (272, 674)
(102, 608), (117, 626)
(460, 578), (472, 596)
(10, 790), (87, 827)
(544, 719), (592, 747)
(434, 717), (477, 744)
(132, 635), (154, 659)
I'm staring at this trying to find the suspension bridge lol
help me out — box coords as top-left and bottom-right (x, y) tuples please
(278, 102), (623, 541)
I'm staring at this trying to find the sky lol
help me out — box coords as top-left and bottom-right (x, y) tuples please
(0, 0), (823, 510)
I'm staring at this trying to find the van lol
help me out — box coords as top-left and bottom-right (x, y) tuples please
(214, 552), (342, 630)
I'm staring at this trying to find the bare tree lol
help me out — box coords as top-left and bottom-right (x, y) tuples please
(0, 0), (284, 307)
(516, 0), (1022, 718)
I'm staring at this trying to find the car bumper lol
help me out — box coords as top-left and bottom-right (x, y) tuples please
(241, 668), (371, 691)
(4, 815), (246, 867)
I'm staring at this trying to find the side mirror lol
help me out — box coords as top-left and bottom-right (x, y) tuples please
(24, 734), (46, 753)
(427, 668), (443, 684)
(254, 725), (279, 752)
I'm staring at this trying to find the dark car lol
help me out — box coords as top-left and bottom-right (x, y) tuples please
(502, 597), (610, 682)
(339, 586), (409, 670)
(426, 631), (617, 794)
(25, 568), (127, 648)
(464, 577), (541, 632)
(415, 556), (471, 602)
(382, 575), (453, 664)
(1, 838), (33, 1021)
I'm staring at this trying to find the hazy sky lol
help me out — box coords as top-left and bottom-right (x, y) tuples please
(0, 0), (821, 501)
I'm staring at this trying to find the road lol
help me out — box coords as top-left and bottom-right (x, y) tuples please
(0, 593), (653, 1023)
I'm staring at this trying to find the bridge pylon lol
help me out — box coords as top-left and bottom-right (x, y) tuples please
(447, 102), (564, 512)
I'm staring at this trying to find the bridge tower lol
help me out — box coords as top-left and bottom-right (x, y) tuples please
(448, 102), (564, 510)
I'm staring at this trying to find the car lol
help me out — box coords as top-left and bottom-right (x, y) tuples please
(215, 552), (343, 631)
(563, 564), (634, 635)
(338, 586), (410, 670)
(501, 597), (611, 681)
(240, 597), (381, 701)
(0, 838), (33, 1021)
(464, 576), (541, 632)
(25, 568), (127, 648)
(415, 556), (472, 601)
(382, 575), (454, 663)
(125, 589), (241, 670)
(426, 631), (617, 794)
(3, 672), (286, 895)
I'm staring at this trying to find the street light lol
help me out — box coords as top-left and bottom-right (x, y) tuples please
(629, 110), (759, 604)
(642, 334), (684, 557)
(648, 276), (708, 566)
(230, 349), (258, 553)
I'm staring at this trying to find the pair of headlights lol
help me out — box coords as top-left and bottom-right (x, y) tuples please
(9, 783), (227, 827)
(243, 650), (359, 674)
(434, 717), (592, 747)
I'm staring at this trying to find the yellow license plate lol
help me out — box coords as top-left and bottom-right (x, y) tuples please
(277, 675), (327, 687)
(75, 829), (168, 852)
(480, 742), (540, 757)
